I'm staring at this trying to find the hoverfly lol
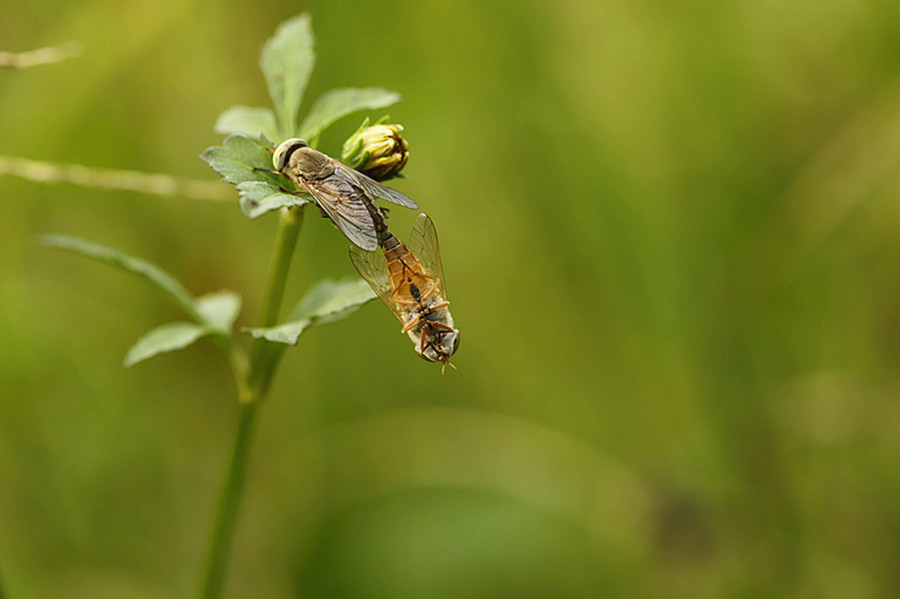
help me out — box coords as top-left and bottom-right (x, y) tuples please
(272, 138), (418, 251)
(349, 213), (460, 371)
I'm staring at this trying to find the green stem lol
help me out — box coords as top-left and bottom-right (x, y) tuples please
(198, 205), (304, 599)
(198, 402), (257, 599)
(247, 205), (305, 396)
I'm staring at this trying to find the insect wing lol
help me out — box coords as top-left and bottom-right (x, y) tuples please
(336, 163), (418, 209)
(348, 245), (404, 323)
(407, 213), (447, 297)
(299, 170), (378, 251)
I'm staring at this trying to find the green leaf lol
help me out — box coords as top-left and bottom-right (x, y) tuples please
(196, 290), (242, 333)
(40, 235), (199, 319)
(202, 135), (311, 219)
(125, 322), (212, 368)
(290, 277), (376, 320)
(237, 181), (310, 219)
(244, 319), (313, 346)
(201, 134), (281, 187)
(214, 105), (278, 140)
(261, 13), (315, 139)
(244, 278), (377, 345)
(298, 87), (402, 141)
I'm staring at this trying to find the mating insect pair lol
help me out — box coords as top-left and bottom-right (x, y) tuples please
(271, 139), (460, 370)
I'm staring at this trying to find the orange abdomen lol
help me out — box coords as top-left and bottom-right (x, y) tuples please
(382, 234), (437, 305)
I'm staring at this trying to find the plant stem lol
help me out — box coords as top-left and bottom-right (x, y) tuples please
(0, 41), (81, 69)
(198, 205), (304, 599)
(246, 205), (305, 398)
(198, 402), (257, 599)
(0, 155), (231, 201)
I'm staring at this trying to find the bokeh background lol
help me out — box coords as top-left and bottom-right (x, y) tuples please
(3, 0), (900, 597)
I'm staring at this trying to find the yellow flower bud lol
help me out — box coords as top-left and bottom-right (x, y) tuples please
(342, 120), (409, 180)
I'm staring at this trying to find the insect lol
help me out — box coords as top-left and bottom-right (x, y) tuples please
(349, 213), (460, 371)
(272, 138), (418, 251)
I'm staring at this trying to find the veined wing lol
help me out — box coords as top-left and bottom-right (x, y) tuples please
(407, 213), (447, 297)
(348, 245), (404, 323)
(299, 171), (378, 251)
(335, 162), (418, 209)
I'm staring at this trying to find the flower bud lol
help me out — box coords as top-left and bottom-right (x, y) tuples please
(341, 119), (409, 180)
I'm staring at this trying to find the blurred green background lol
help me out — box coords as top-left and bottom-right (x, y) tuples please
(3, 0), (900, 597)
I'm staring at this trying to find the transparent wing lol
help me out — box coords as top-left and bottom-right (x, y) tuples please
(348, 245), (404, 323)
(407, 213), (447, 297)
(336, 163), (419, 209)
(298, 171), (378, 251)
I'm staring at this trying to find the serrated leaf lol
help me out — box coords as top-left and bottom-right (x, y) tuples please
(202, 134), (311, 219)
(245, 278), (377, 345)
(214, 105), (278, 139)
(261, 13), (314, 138)
(125, 322), (211, 368)
(237, 181), (310, 218)
(298, 87), (402, 141)
(201, 134), (281, 186)
(196, 290), (242, 333)
(40, 235), (199, 319)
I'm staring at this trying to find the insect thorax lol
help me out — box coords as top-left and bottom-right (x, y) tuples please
(290, 148), (334, 180)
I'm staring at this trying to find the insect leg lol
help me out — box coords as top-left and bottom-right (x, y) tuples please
(396, 259), (441, 299)
(252, 167), (287, 177)
(401, 312), (425, 334)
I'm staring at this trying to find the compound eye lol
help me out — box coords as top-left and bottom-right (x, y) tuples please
(272, 138), (308, 170)
(449, 332), (460, 356)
